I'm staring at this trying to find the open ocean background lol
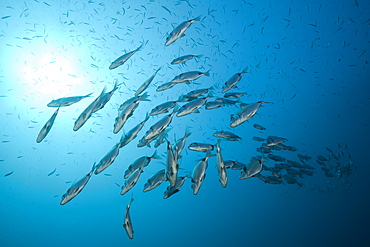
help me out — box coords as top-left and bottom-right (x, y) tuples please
(1, 0), (369, 246)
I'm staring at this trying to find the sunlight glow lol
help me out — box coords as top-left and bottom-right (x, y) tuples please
(20, 52), (83, 101)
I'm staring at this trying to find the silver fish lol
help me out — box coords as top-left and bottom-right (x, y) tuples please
(94, 144), (120, 174)
(156, 81), (177, 92)
(191, 151), (215, 195)
(150, 95), (183, 116)
(60, 163), (96, 205)
(73, 87), (105, 131)
(222, 67), (248, 93)
(113, 99), (141, 134)
(205, 101), (225, 110)
(240, 158), (265, 180)
(119, 92), (150, 111)
(188, 142), (215, 152)
(92, 81), (119, 113)
(171, 54), (202, 64)
(124, 150), (160, 179)
(123, 195), (134, 239)
(120, 167), (144, 195)
(163, 176), (188, 199)
(109, 43), (143, 70)
(216, 139), (227, 188)
(165, 16), (201, 46)
(143, 169), (166, 192)
(176, 93), (212, 117)
(141, 106), (179, 143)
(135, 67), (161, 96)
(47, 93), (92, 107)
(223, 92), (247, 99)
(36, 107), (60, 143)
(171, 70), (210, 84)
(230, 101), (266, 128)
(166, 140), (179, 187)
(215, 97), (239, 105)
(119, 113), (150, 148)
(213, 131), (241, 141)
(266, 136), (288, 146)
(182, 87), (213, 101)
(154, 128), (171, 148)
(174, 126), (191, 160)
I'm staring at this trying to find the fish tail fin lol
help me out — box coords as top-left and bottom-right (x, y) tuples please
(140, 92), (151, 101)
(172, 104), (180, 113)
(195, 54), (203, 59)
(206, 150), (216, 158)
(91, 162), (97, 173)
(118, 130), (127, 147)
(184, 126), (192, 138)
(85, 92), (93, 97)
(155, 67), (162, 73)
(203, 69), (211, 77)
(152, 149), (161, 160)
(242, 65), (249, 74)
(143, 112), (150, 122)
(193, 15), (202, 22)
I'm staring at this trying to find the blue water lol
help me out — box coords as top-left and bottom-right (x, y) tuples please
(1, 0), (369, 246)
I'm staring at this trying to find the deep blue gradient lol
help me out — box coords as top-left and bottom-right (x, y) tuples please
(1, 0), (369, 246)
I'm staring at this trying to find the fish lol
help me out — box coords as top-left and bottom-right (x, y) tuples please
(163, 176), (188, 199)
(240, 157), (265, 180)
(171, 54), (202, 64)
(92, 81), (119, 113)
(47, 93), (92, 107)
(109, 43), (143, 70)
(181, 87), (213, 101)
(119, 92), (150, 111)
(73, 87), (106, 131)
(60, 163), (96, 205)
(47, 168), (56, 176)
(213, 131), (241, 141)
(171, 70), (210, 84)
(191, 151), (215, 195)
(143, 169), (167, 192)
(230, 101), (266, 128)
(166, 140), (179, 187)
(231, 161), (246, 170)
(4, 171), (13, 177)
(149, 95), (183, 116)
(165, 16), (201, 46)
(118, 113), (150, 148)
(174, 126), (191, 160)
(215, 98), (239, 105)
(222, 67), (248, 93)
(176, 93), (212, 117)
(205, 101), (225, 110)
(135, 67), (161, 96)
(188, 142), (215, 152)
(253, 124), (266, 130)
(223, 92), (246, 99)
(140, 106), (179, 144)
(113, 99), (141, 134)
(120, 167), (144, 195)
(123, 195), (134, 239)
(124, 150), (160, 179)
(266, 136), (288, 146)
(154, 128), (171, 148)
(216, 139), (227, 188)
(156, 81), (177, 92)
(36, 107), (60, 143)
(94, 144), (120, 174)
(252, 136), (266, 142)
